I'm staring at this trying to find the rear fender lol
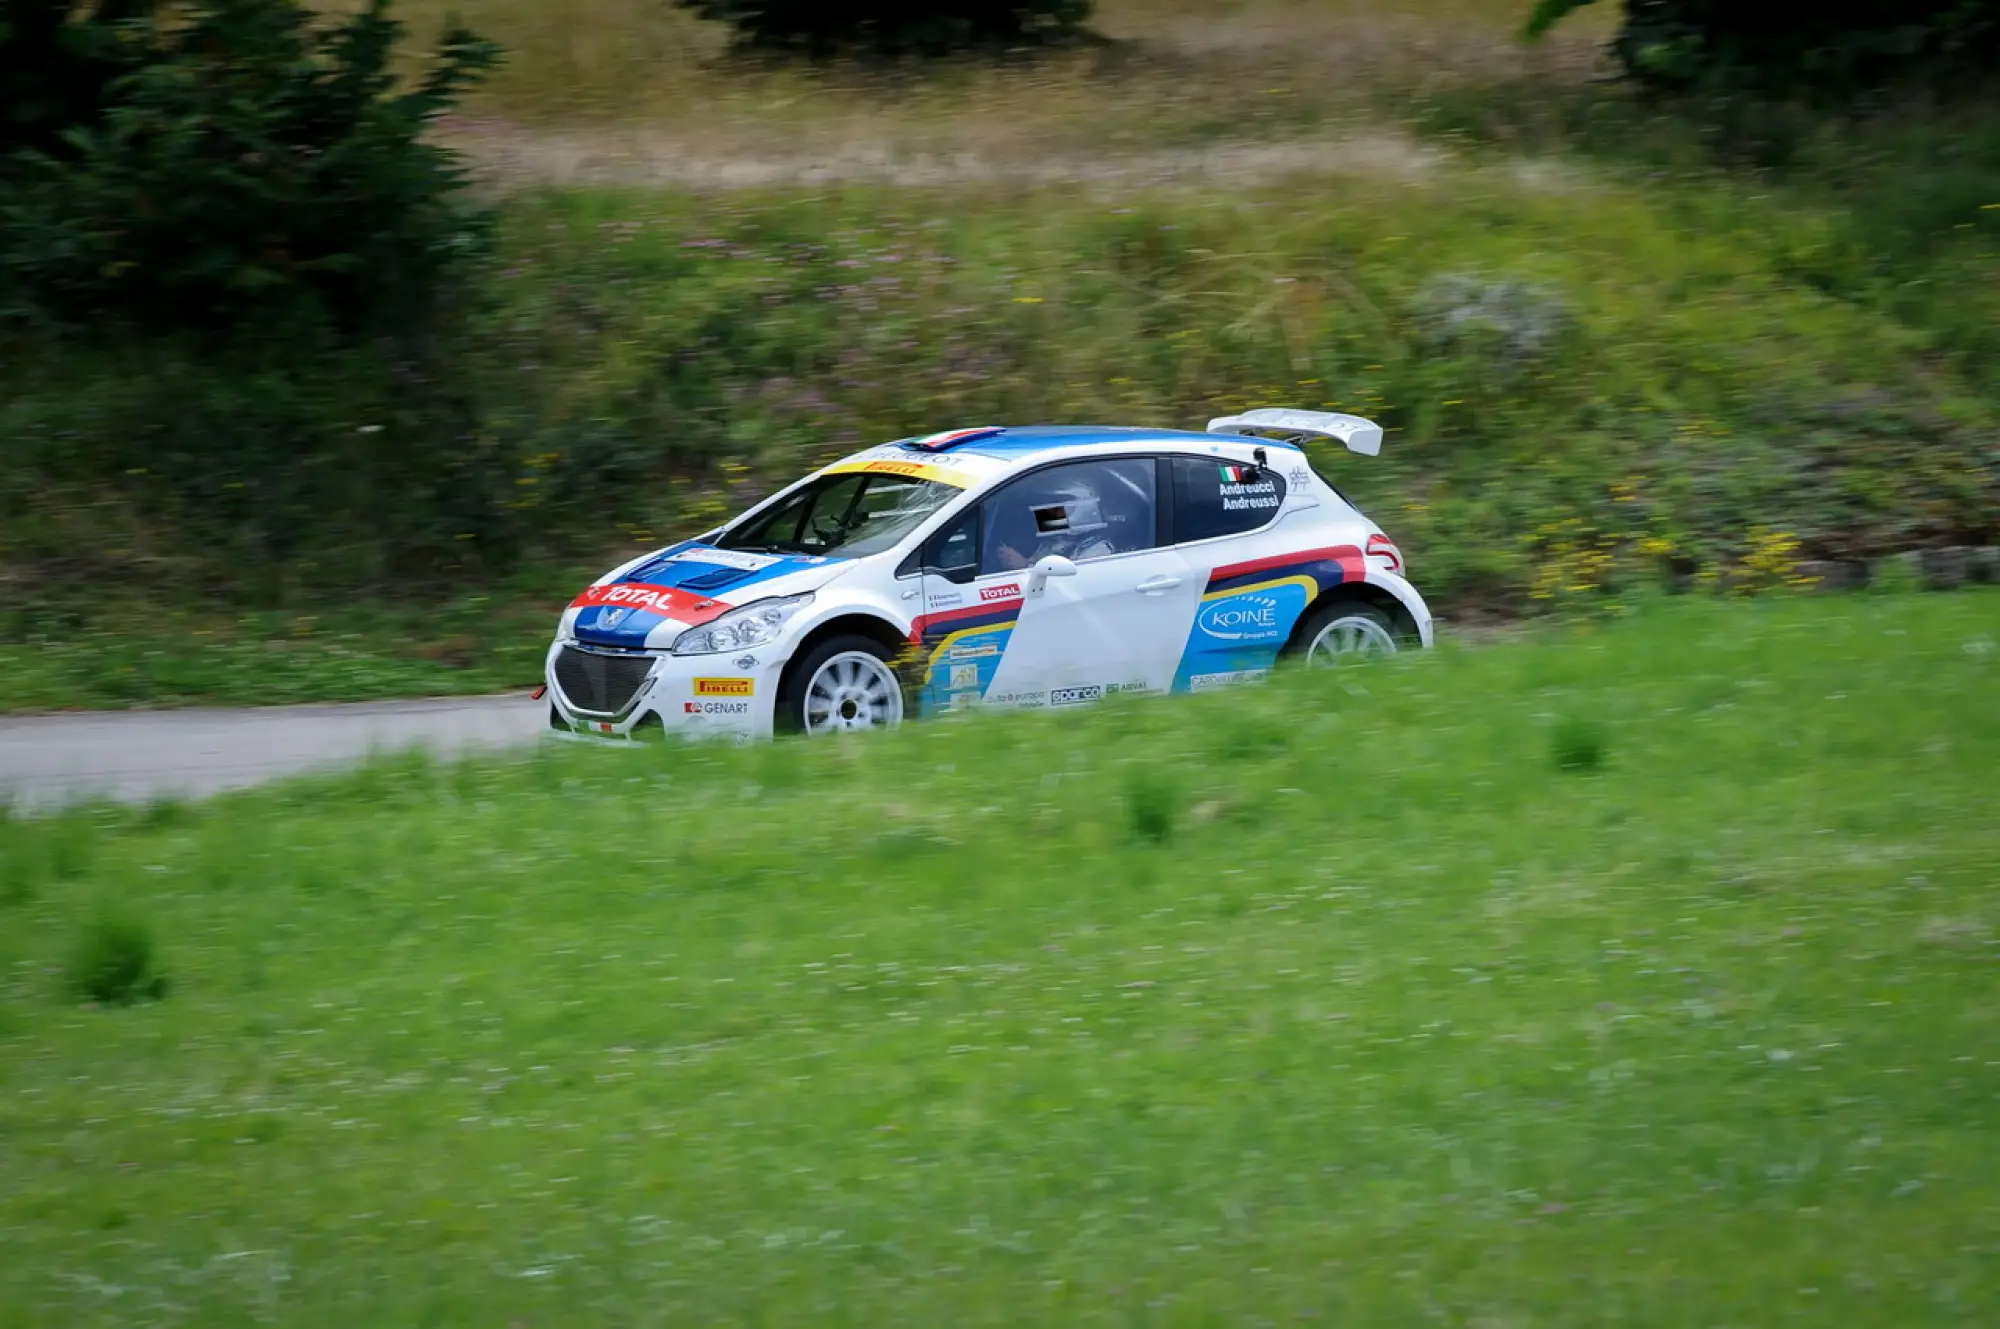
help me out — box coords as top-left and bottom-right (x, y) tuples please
(1296, 573), (1434, 648)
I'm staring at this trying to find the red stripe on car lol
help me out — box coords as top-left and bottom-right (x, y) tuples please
(907, 596), (1022, 644)
(1209, 544), (1365, 585)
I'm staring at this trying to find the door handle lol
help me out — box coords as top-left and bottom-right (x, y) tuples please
(1135, 575), (1183, 593)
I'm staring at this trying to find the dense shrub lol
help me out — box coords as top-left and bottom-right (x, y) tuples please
(0, 0), (507, 600)
(675, 0), (1095, 56)
(0, 1), (149, 163)
(1526, 0), (2000, 96)
(0, 0), (497, 335)
(67, 912), (167, 1006)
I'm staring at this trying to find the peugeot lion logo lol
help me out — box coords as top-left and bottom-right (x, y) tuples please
(599, 607), (631, 629)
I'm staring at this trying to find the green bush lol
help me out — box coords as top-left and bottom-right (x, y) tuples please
(0, 0), (497, 335)
(67, 912), (167, 1006)
(675, 0), (1095, 56)
(1526, 0), (2000, 97)
(0, 0), (510, 600)
(1124, 768), (1179, 844)
(1551, 715), (1608, 772)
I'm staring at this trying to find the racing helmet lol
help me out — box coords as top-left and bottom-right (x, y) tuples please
(1027, 475), (1109, 540)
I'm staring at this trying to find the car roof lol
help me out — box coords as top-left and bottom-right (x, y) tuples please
(812, 426), (1307, 498)
(931, 425), (1304, 463)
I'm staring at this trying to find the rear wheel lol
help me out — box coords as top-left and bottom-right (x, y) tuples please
(778, 635), (905, 736)
(1293, 601), (1400, 665)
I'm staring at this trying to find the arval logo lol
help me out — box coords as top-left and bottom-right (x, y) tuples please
(1199, 594), (1283, 642)
(598, 607), (632, 630)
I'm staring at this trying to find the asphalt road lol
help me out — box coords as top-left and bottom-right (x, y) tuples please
(0, 695), (549, 813)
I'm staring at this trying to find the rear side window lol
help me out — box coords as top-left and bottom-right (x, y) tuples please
(1170, 456), (1287, 544)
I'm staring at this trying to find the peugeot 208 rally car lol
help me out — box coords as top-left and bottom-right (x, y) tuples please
(545, 408), (1434, 741)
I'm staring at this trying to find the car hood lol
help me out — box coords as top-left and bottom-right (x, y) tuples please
(565, 542), (855, 650)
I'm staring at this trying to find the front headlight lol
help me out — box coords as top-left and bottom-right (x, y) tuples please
(671, 593), (814, 656)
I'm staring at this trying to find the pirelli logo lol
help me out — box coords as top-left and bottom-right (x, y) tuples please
(693, 677), (755, 698)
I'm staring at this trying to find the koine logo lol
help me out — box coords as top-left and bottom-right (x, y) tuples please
(1198, 594), (1285, 642)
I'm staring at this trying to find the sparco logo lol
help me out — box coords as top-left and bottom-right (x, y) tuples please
(1050, 685), (1104, 707)
(980, 583), (1021, 602)
(1198, 595), (1283, 642)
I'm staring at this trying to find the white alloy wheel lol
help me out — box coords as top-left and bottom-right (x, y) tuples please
(1305, 612), (1399, 664)
(802, 650), (904, 734)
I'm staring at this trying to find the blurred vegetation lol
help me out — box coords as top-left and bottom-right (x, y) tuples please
(9, 170), (1993, 621)
(673, 0), (1095, 56)
(0, 0), (496, 334)
(3, 592), (1997, 1318)
(1527, 0), (2000, 97)
(1, 0), (1996, 709)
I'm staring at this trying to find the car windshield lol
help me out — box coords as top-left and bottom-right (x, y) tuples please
(716, 471), (960, 558)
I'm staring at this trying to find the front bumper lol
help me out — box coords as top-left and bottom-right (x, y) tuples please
(544, 638), (786, 742)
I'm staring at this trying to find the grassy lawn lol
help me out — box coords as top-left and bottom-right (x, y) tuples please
(3, 591), (1996, 1324)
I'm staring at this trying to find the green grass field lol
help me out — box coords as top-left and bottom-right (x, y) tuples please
(3, 591), (1996, 1324)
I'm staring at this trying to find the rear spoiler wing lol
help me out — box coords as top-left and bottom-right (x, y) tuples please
(1205, 408), (1384, 457)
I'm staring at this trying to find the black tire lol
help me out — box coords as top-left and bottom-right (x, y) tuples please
(775, 634), (904, 736)
(1286, 599), (1403, 664)
(548, 702), (569, 731)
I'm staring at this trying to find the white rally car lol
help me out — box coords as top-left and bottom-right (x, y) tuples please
(545, 408), (1433, 741)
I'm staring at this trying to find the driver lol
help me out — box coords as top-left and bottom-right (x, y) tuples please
(990, 474), (1119, 571)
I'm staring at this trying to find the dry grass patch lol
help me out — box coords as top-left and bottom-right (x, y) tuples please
(335, 0), (1613, 186)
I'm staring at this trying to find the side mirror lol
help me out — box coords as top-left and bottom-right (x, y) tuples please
(1027, 554), (1079, 595)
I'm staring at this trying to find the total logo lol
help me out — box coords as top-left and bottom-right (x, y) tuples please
(980, 583), (1021, 603)
(572, 582), (699, 620)
(1198, 594), (1285, 642)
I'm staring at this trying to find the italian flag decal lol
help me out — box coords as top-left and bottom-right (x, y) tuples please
(1219, 463), (1254, 483)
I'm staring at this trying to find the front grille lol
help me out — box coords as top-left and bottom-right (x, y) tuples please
(553, 646), (655, 716)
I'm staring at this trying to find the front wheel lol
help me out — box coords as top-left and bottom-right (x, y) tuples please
(777, 635), (906, 736)
(1292, 601), (1401, 666)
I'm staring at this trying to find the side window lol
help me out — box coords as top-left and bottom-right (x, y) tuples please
(1170, 455), (1287, 544)
(978, 458), (1159, 576)
(916, 505), (981, 583)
